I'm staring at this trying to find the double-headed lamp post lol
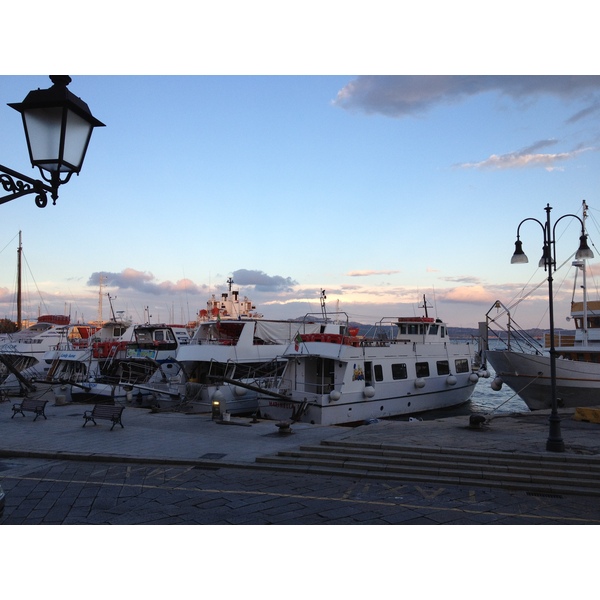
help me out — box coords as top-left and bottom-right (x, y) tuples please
(0, 75), (104, 208)
(511, 203), (594, 452)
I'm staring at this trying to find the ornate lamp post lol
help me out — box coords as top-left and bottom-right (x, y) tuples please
(1, 75), (104, 208)
(511, 203), (594, 452)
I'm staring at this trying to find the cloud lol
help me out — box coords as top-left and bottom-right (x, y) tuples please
(441, 285), (496, 304)
(443, 275), (484, 285)
(87, 269), (203, 296)
(457, 144), (594, 171)
(346, 269), (400, 277)
(230, 269), (298, 292)
(333, 75), (600, 118)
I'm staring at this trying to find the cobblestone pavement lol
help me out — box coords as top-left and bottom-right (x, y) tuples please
(2, 457), (599, 525)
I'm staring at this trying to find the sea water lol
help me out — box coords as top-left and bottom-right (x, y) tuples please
(400, 365), (528, 422)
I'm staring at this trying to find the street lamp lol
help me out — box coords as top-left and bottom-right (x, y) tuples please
(0, 75), (104, 208)
(510, 202), (594, 452)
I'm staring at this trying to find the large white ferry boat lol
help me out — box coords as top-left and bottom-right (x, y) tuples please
(258, 309), (480, 426)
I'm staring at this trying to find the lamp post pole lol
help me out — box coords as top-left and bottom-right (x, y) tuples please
(543, 205), (564, 452)
(511, 202), (594, 452)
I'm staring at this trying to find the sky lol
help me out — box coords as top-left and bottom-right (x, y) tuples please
(3, 73), (600, 331)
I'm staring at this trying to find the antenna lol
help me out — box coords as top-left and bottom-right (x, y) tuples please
(320, 289), (327, 320)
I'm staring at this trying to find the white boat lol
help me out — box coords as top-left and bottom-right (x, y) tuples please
(483, 280), (600, 411)
(40, 306), (136, 401)
(257, 309), (480, 426)
(483, 201), (600, 411)
(177, 280), (323, 415)
(0, 315), (75, 393)
(65, 322), (190, 404)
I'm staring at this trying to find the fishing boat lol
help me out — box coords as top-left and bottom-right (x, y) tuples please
(0, 314), (74, 394)
(257, 305), (480, 426)
(482, 201), (600, 410)
(65, 322), (190, 404)
(177, 279), (324, 415)
(40, 297), (136, 402)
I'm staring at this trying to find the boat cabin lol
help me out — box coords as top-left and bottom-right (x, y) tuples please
(395, 316), (447, 340)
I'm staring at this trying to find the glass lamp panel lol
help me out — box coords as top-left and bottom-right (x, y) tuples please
(22, 107), (63, 171)
(62, 109), (93, 171)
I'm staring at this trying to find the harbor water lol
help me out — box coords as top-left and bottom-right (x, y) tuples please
(391, 364), (529, 422)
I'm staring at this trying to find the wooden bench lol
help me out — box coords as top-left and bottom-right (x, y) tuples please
(11, 398), (48, 421)
(83, 404), (125, 430)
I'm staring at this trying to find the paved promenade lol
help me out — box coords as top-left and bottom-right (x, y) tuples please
(1, 391), (599, 465)
(3, 392), (600, 526)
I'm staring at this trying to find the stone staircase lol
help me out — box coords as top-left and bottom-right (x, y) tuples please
(255, 439), (600, 497)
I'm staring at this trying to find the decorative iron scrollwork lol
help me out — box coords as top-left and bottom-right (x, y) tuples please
(0, 166), (51, 207)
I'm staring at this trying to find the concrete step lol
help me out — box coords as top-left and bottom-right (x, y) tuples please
(254, 441), (600, 497)
(270, 449), (600, 484)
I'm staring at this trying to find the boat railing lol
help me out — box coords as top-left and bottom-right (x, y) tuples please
(484, 300), (545, 356)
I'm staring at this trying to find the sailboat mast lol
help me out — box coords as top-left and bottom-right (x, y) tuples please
(17, 231), (22, 331)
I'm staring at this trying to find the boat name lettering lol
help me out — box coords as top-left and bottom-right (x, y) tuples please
(268, 401), (294, 409)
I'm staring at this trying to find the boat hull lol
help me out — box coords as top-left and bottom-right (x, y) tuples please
(260, 383), (474, 426)
(485, 350), (600, 410)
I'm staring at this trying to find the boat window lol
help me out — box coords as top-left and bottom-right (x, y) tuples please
(136, 331), (152, 343)
(374, 364), (384, 382)
(364, 361), (373, 385)
(455, 359), (470, 373)
(428, 324), (438, 335)
(440, 327), (446, 338)
(391, 363), (408, 380)
(416, 362), (430, 377)
(155, 331), (165, 342)
(436, 360), (450, 375)
(114, 327), (128, 337)
(400, 324), (423, 335)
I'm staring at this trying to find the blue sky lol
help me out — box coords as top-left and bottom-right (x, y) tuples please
(1, 4), (600, 333)
(2, 74), (600, 330)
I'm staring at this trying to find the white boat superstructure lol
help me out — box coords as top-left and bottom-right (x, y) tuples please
(179, 318), (324, 414)
(258, 311), (479, 426)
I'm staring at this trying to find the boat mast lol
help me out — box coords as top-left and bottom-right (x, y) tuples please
(98, 274), (105, 325)
(419, 294), (432, 318)
(107, 293), (117, 321)
(16, 231), (22, 331)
